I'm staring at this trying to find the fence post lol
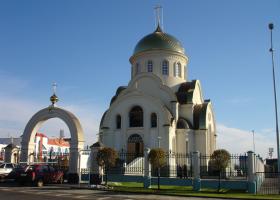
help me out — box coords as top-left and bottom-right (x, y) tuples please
(247, 151), (256, 194)
(192, 151), (201, 191)
(143, 148), (151, 188)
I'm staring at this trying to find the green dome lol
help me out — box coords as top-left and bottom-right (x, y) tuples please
(133, 26), (185, 55)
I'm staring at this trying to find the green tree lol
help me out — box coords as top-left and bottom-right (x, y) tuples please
(96, 147), (118, 185)
(148, 148), (166, 190)
(209, 149), (231, 191)
(210, 149), (231, 172)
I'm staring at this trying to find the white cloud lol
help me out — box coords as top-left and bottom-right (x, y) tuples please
(217, 123), (276, 159)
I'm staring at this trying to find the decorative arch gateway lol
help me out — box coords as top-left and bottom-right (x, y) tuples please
(20, 94), (84, 176)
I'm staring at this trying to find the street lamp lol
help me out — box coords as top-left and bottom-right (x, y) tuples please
(157, 136), (162, 148)
(268, 23), (280, 174)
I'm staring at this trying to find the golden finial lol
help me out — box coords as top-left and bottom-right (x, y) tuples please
(50, 82), (59, 106)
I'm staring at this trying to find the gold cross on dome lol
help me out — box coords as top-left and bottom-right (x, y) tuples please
(154, 5), (163, 28)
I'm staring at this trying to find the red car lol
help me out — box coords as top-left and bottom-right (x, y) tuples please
(18, 164), (64, 187)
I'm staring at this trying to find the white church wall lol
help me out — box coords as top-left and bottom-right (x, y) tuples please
(167, 126), (176, 152)
(149, 128), (159, 149)
(102, 130), (114, 149)
(171, 101), (179, 121)
(176, 129), (187, 154)
(205, 103), (216, 154)
(194, 130), (207, 155)
(102, 92), (173, 152)
(179, 104), (194, 124)
(114, 130), (121, 150)
(188, 130), (195, 153)
(126, 74), (177, 114)
(192, 81), (204, 104)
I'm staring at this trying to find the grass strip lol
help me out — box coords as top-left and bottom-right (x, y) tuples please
(108, 182), (280, 200)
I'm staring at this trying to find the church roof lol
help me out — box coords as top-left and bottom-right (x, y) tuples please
(193, 102), (210, 129)
(36, 132), (47, 138)
(0, 138), (21, 146)
(4, 143), (18, 149)
(99, 110), (108, 128)
(176, 80), (197, 104)
(133, 25), (185, 56)
(90, 141), (104, 148)
(110, 86), (127, 105)
(48, 138), (70, 147)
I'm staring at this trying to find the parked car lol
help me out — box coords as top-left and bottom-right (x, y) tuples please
(17, 164), (64, 187)
(0, 163), (17, 180)
(6, 164), (26, 181)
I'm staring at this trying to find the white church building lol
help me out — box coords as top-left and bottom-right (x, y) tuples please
(99, 24), (216, 157)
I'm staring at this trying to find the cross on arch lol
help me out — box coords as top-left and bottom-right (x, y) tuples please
(52, 82), (57, 94)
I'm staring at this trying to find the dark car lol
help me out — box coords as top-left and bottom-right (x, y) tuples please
(18, 164), (64, 187)
(6, 164), (26, 181)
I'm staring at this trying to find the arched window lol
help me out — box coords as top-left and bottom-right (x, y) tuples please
(176, 119), (189, 129)
(174, 62), (182, 77)
(116, 115), (121, 129)
(162, 60), (169, 75)
(147, 60), (153, 72)
(135, 63), (140, 74)
(129, 106), (143, 127)
(151, 113), (157, 128)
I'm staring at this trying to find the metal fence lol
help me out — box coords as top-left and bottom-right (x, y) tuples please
(104, 151), (193, 178)
(104, 151), (247, 180)
(78, 151), (249, 182)
(200, 154), (248, 179)
(257, 172), (280, 194)
(159, 152), (193, 178)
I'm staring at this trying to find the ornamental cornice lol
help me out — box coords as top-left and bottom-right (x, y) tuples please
(130, 50), (188, 63)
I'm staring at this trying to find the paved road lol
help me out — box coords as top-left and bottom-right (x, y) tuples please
(0, 184), (235, 200)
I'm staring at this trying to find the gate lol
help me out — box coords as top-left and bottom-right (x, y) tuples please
(257, 172), (280, 194)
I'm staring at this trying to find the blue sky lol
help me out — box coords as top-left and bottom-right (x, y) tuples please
(0, 0), (279, 157)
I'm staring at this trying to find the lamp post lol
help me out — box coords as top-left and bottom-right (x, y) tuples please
(268, 23), (280, 175)
(157, 136), (162, 148)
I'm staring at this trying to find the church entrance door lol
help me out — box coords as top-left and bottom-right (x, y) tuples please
(127, 134), (143, 163)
